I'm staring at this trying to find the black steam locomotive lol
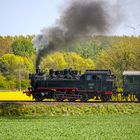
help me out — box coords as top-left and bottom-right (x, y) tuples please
(24, 68), (140, 102)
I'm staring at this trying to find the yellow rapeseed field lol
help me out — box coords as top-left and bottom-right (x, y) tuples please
(0, 91), (32, 100)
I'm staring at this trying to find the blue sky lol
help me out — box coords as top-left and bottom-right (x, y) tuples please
(0, 0), (140, 36)
(0, 0), (64, 35)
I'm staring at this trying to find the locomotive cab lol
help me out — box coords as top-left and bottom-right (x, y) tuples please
(85, 70), (115, 92)
(81, 70), (116, 101)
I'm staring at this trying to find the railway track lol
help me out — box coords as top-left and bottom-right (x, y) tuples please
(0, 100), (139, 106)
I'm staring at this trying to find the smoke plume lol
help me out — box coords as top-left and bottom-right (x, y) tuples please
(33, 0), (121, 68)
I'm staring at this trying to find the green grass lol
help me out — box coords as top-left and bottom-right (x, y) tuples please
(0, 115), (140, 140)
(0, 103), (140, 116)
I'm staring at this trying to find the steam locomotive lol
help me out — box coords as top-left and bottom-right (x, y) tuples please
(24, 67), (140, 102)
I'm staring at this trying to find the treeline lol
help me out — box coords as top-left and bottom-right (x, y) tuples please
(0, 36), (35, 89)
(0, 35), (140, 90)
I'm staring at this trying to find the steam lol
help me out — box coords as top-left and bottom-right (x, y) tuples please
(33, 0), (121, 68)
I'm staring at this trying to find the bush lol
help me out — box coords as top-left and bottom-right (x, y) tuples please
(0, 103), (140, 117)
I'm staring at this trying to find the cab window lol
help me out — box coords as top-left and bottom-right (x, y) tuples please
(93, 75), (101, 80)
(96, 75), (101, 80)
(86, 74), (92, 81)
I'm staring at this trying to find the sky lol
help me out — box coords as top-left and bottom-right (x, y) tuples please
(0, 0), (140, 36)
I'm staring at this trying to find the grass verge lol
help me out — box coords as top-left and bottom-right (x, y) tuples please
(0, 103), (140, 116)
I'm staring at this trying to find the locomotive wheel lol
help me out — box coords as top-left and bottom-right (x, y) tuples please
(54, 95), (64, 102)
(80, 94), (88, 102)
(56, 98), (64, 102)
(136, 95), (140, 102)
(35, 97), (44, 102)
(34, 96), (44, 102)
(68, 98), (76, 102)
(34, 94), (44, 102)
(80, 98), (88, 102)
(101, 94), (111, 102)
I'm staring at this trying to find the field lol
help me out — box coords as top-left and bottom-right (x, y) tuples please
(0, 115), (140, 140)
(0, 91), (32, 100)
(0, 92), (140, 139)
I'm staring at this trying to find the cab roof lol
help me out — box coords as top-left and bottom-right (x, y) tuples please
(85, 70), (111, 75)
(123, 71), (140, 75)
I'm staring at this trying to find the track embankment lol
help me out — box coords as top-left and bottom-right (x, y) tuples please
(0, 101), (140, 117)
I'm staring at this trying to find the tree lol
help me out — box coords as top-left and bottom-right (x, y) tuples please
(0, 74), (16, 89)
(0, 54), (34, 89)
(41, 52), (95, 73)
(0, 36), (13, 56)
(64, 52), (94, 72)
(0, 74), (7, 88)
(96, 36), (140, 83)
(75, 42), (99, 59)
(11, 36), (35, 57)
(64, 38), (110, 60)
(0, 54), (33, 75)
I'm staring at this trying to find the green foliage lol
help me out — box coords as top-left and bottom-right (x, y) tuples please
(0, 35), (35, 89)
(0, 115), (140, 140)
(14, 80), (30, 90)
(41, 52), (95, 73)
(0, 54), (34, 89)
(0, 36), (13, 56)
(0, 35), (140, 89)
(11, 36), (35, 57)
(0, 74), (16, 89)
(73, 40), (109, 59)
(0, 54), (34, 75)
(96, 36), (140, 83)
(0, 103), (140, 117)
(0, 74), (7, 88)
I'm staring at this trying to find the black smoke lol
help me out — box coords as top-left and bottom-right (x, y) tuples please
(33, 0), (121, 69)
